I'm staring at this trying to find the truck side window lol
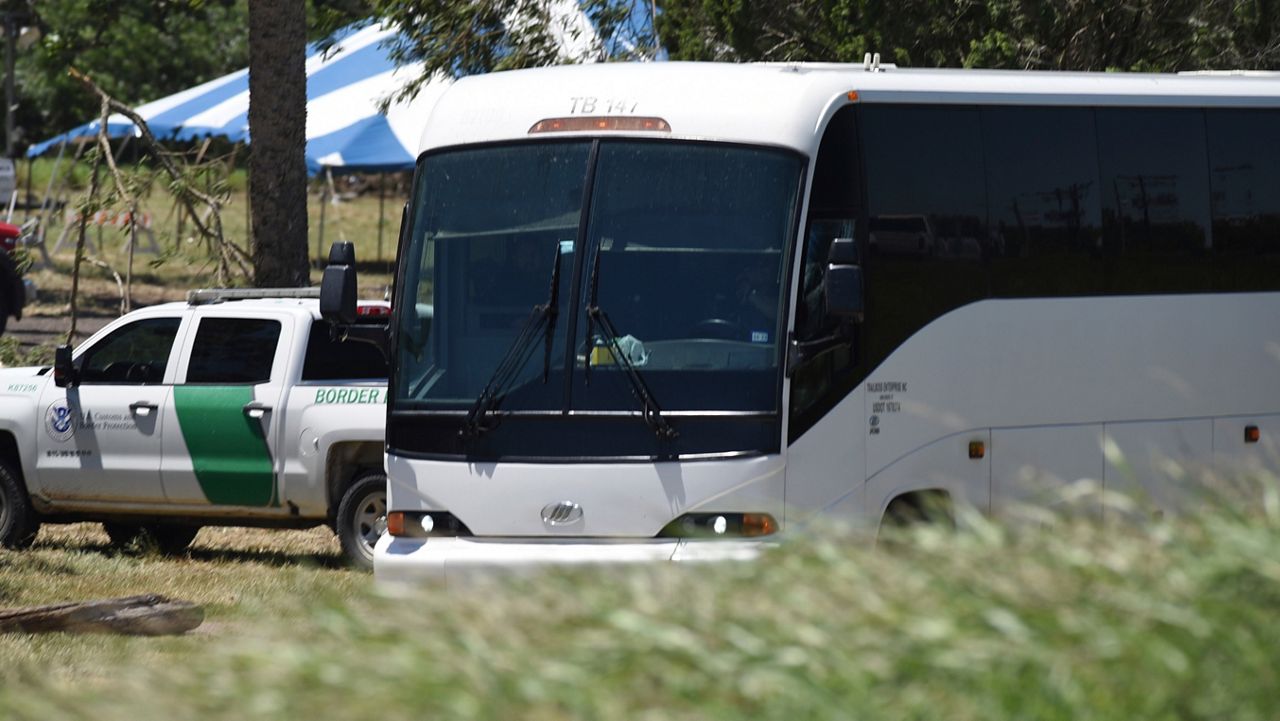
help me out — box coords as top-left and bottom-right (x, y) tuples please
(301, 320), (389, 381)
(78, 317), (181, 385)
(185, 318), (281, 384)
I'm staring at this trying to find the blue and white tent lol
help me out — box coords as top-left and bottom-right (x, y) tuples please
(27, 11), (597, 173)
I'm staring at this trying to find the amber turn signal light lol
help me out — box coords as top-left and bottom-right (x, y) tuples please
(387, 511), (406, 537)
(968, 441), (985, 459)
(741, 513), (778, 537)
(1245, 425), (1261, 444)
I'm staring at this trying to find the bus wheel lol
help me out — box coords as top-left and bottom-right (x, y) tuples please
(336, 470), (387, 570)
(882, 490), (955, 530)
(0, 459), (40, 549)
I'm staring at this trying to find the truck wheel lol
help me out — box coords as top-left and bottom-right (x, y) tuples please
(336, 470), (386, 570)
(0, 459), (39, 549)
(104, 522), (199, 555)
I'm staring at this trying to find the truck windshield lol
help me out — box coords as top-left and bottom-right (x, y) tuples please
(393, 139), (803, 459)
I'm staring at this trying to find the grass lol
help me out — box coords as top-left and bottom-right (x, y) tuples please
(3, 483), (1280, 720)
(0, 524), (358, 689)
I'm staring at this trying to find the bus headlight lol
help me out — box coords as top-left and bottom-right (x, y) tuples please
(658, 513), (778, 539)
(387, 511), (472, 538)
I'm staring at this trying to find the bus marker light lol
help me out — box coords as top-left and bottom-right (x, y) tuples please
(968, 441), (985, 459)
(847, 90), (860, 102)
(529, 116), (672, 134)
(1245, 425), (1261, 443)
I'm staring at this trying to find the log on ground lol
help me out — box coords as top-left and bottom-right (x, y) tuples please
(0, 594), (204, 636)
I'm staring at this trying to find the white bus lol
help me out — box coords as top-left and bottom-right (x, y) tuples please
(325, 62), (1280, 581)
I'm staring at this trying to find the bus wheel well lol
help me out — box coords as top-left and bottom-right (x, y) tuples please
(0, 431), (26, 490)
(882, 489), (955, 529)
(325, 441), (383, 517)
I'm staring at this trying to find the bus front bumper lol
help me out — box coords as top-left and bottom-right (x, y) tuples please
(373, 535), (769, 583)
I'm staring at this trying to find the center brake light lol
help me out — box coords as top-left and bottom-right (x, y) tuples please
(529, 116), (672, 134)
(356, 304), (391, 317)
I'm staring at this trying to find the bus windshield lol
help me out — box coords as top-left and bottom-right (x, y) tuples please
(393, 140), (803, 456)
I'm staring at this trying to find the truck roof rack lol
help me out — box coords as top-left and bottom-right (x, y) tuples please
(187, 287), (321, 305)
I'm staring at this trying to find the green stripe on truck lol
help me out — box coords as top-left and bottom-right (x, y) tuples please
(173, 385), (276, 506)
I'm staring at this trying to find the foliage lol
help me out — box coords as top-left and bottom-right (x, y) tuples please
(3, 0), (372, 156)
(5, 486), (1280, 718)
(654, 0), (1280, 71)
(6, 0), (249, 154)
(365, 0), (658, 107)
(0, 333), (51, 365)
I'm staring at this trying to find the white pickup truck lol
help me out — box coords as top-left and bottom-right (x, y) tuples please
(0, 287), (392, 567)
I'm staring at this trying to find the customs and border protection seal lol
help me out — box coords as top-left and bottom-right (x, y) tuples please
(45, 399), (76, 443)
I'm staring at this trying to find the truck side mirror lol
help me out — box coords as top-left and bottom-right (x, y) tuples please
(825, 238), (864, 319)
(320, 241), (357, 325)
(53, 344), (77, 388)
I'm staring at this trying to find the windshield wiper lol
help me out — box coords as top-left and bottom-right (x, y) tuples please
(584, 249), (678, 441)
(460, 245), (562, 439)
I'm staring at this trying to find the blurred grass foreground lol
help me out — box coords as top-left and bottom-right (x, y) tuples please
(4, 478), (1280, 720)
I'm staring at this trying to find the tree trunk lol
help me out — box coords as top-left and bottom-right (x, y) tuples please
(248, 0), (309, 287)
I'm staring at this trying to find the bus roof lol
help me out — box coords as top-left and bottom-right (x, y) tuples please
(419, 62), (1280, 157)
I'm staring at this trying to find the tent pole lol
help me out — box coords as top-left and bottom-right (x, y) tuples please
(377, 175), (385, 263)
(23, 155), (32, 217)
(317, 170), (329, 264)
(37, 139), (68, 242)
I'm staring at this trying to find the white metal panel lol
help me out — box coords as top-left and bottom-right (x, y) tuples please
(385, 453), (785, 538)
(784, 386), (867, 527)
(418, 63), (1280, 156)
(863, 293), (1280, 481)
(863, 429), (991, 518)
(991, 424), (1105, 518)
(1103, 419), (1214, 517)
(1213, 414), (1280, 478)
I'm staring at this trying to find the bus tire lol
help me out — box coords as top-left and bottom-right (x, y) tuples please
(336, 470), (387, 570)
(882, 490), (955, 530)
(0, 459), (39, 549)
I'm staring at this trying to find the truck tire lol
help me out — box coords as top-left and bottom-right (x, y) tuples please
(336, 470), (387, 570)
(0, 459), (40, 549)
(104, 522), (200, 555)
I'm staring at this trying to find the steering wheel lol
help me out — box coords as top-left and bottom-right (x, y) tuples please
(689, 318), (745, 341)
(125, 362), (153, 384)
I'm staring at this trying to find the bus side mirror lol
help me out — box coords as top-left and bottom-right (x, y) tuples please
(320, 241), (357, 325)
(54, 345), (77, 388)
(825, 238), (863, 319)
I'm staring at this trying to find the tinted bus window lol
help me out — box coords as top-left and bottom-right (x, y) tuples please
(982, 107), (1105, 296)
(1096, 108), (1213, 294)
(861, 105), (988, 370)
(1206, 109), (1280, 291)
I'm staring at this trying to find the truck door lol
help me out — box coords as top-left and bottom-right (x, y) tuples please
(159, 314), (292, 507)
(35, 315), (184, 501)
